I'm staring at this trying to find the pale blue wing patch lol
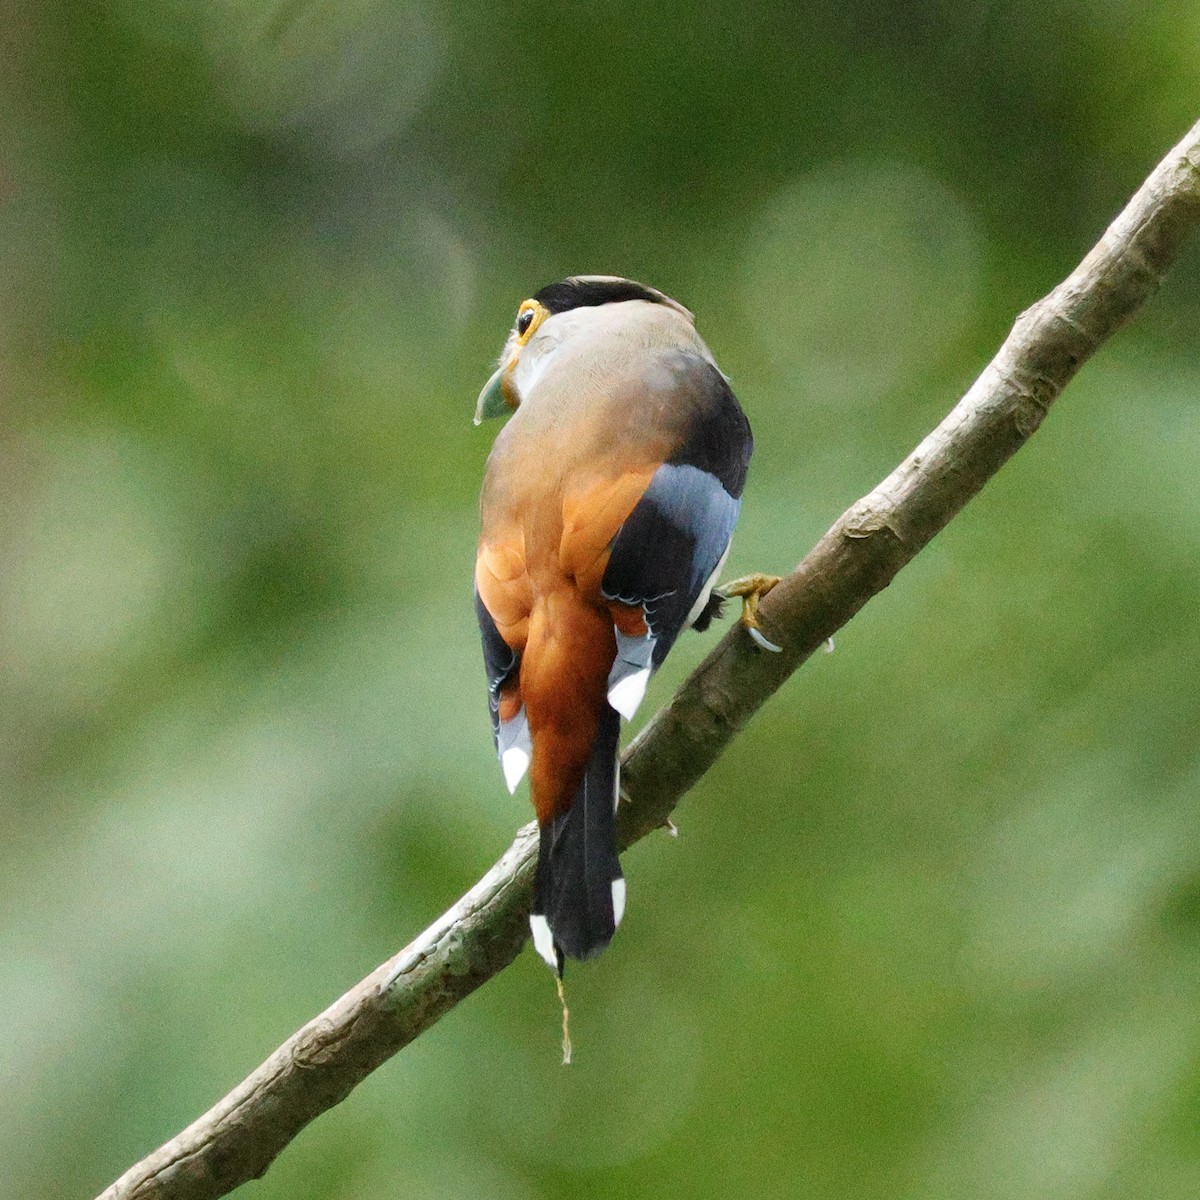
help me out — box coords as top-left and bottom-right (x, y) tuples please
(601, 463), (740, 721)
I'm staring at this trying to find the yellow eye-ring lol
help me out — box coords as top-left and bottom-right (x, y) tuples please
(515, 300), (547, 343)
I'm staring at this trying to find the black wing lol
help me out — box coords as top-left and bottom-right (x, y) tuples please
(474, 586), (530, 793)
(600, 357), (751, 718)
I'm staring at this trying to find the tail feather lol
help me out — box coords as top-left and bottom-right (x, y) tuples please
(531, 704), (624, 971)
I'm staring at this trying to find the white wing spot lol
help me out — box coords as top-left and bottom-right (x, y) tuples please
(502, 746), (530, 794)
(686, 544), (731, 627)
(608, 668), (650, 720)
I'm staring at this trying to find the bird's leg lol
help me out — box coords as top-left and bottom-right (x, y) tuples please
(717, 573), (783, 652)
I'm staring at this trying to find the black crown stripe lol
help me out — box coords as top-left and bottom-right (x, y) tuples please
(532, 277), (669, 315)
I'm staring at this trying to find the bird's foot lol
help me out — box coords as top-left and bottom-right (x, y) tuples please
(717, 573), (783, 652)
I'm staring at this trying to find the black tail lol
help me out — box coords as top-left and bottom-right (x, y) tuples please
(531, 704), (625, 971)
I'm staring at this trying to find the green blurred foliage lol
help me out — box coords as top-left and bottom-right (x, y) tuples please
(2, 2), (1200, 1197)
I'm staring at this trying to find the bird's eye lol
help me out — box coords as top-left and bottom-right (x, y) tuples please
(516, 309), (534, 336)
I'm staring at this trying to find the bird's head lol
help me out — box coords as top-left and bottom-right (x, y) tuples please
(473, 275), (692, 424)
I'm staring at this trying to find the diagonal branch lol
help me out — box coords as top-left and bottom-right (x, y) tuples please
(99, 118), (1200, 1200)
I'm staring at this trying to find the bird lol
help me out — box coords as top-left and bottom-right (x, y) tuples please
(473, 275), (778, 974)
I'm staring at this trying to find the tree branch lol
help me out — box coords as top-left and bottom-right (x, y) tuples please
(100, 118), (1200, 1200)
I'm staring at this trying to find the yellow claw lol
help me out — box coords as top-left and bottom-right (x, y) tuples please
(717, 573), (783, 652)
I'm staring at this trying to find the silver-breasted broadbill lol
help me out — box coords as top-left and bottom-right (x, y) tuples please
(473, 276), (776, 973)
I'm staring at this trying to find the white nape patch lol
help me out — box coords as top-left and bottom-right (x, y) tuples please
(611, 878), (627, 927)
(687, 544), (731, 628)
(502, 746), (530, 794)
(608, 668), (650, 720)
(530, 914), (558, 970)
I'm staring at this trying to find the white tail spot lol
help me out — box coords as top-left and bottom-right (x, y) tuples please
(611, 877), (627, 927)
(530, 913), (558, 971)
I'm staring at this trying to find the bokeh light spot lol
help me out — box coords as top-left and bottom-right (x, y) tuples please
(741, 158), (982, 406)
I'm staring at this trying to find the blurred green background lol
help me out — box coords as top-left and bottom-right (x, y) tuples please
(3, 2), (1200, 1198)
